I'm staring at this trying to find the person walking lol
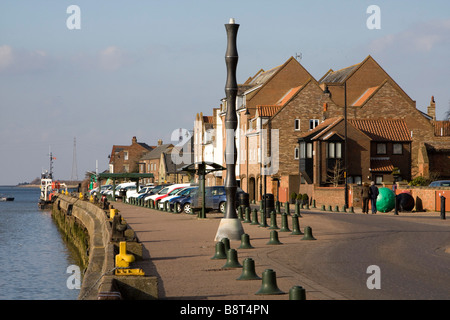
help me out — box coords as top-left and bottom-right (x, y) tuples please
(369, 181), (379, 214)
(361, 182), (370, 214)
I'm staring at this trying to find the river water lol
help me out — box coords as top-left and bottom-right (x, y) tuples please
(0, 186), (81, 300)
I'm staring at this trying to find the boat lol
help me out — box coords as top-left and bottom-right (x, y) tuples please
(38, 152), (67, 209)
(0, 195), (14, 201)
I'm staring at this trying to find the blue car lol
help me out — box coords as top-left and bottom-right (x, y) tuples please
(186, 186), (246, 214)
(169, 186), (198, 213)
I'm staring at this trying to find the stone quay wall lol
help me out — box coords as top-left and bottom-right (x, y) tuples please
(52, 194), (158, 300)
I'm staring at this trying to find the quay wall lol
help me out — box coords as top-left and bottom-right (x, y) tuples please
(52, 194), (158, 300)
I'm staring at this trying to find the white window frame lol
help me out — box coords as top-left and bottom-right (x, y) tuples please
(295, 119), (300, 131)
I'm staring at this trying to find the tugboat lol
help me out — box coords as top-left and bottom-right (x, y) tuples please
(38, 152), (67, 209)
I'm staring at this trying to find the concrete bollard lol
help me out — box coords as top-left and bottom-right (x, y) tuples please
(321, 204), (326, 211)
(238, 206), (243, 220)
(284, 202), (290, 215)
(221, 238), (230, 255)
(335, 205), (339, 212)
(266, 230), (282, 245)
(255, 269), (284, 295)
(289, 285), (306, 300)
(237, 258), (261, 280)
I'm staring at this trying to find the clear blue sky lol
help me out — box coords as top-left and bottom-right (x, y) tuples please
(0, 0), (449, 185)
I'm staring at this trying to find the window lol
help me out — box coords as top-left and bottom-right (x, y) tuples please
(309, 119), (319, 130)
(294, 147), (299, 159)
(328, 142), (342, 158)
(377, 143), (387, 154)
(124, 151), (129, 160)
(299, 142), (306, 159)
(295, 119), (300, 131)
(375, 175), (383, 185)
(306, 143), (313, 158)
(393, 143), (403, 155)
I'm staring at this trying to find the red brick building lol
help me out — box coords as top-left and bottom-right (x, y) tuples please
(109, 136), (153, 174)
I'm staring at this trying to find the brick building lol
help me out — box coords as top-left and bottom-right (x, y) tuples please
(139, 140), (173, 184)
(109, 136), (153, 174)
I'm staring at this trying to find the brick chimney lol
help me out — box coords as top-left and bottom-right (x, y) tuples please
(158, 139), (163, 146)
(427, 96), (436, 121)
(132, 136), (137, 144)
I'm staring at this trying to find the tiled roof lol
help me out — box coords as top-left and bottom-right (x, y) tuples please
(370, 159), (394, 172)
(352, 86), (379, 106)
(349, 119), (411, 142)
(434, 121), (450, 136)
(256, 105), (283, 117)
(298, 117), (343, 140)
(320, 64), (360, 84)
(276, 86), (303, 106)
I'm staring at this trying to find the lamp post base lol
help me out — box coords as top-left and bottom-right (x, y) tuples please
(214, 218), (245, 241)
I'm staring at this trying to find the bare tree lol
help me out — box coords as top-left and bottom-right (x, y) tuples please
(327, 161), (345, 187)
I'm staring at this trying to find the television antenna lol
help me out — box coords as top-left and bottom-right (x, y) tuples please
(295, 52), (302, 61)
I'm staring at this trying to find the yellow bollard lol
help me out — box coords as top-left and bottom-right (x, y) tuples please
(89, 195), (94, 203)
(110, 208), (118, 220)
(115, 241), (135, 268)
(65, 190), (68, 195)
(79, 192), (84, 200)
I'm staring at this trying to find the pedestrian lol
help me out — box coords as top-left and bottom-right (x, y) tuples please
(369, 181), (379, 214)
(361, 182), (370, 214)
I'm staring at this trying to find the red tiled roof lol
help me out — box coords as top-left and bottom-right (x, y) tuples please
(352, 86), (379, 106)
(256, 105), (283, 117)
(370, 159), (394, 172)
(349, 119), (411, 142)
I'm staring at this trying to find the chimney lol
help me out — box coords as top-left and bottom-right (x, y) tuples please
(158, 139), (163, 146)
(427, 96), (436, 121)
(132, 136), (137, 144)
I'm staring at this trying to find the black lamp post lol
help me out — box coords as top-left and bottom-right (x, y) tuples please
(215, 18), (244, 241)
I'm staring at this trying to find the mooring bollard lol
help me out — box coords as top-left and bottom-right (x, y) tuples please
(441, 195), (446, 220)
(284, 202), (290, 215)
(260, 210), (268, 228)
(279, 213), (290, 232)
(238, 206), (243, 220)
(251, 208), (259, 225)
(321, 204), (326, 211)
(211, 241), (227, 260)
(312, 199), (316, 208)
(291, 215), (303, 235)
(301, 226), (316, 240)
(267, 230), (282, 245)
(255, 269), (284, 295)
(269, 211), (279, 230)
(222, 249), (242, 268)
(221, 237), (230, 255)
(244, 207), (251, 223)
(237, 258), (261, 280)
(289, 285), (306, 300)
(238, 233), (254, 249)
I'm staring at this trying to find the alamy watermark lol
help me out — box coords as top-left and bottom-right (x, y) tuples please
(66, 5), (81, 30)
(366, 265), (381, 289)
(366, 5), (381, 30)
(66, 265), (81, 290)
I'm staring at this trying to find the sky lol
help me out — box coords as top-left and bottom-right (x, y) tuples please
(0, 0), (449, 185)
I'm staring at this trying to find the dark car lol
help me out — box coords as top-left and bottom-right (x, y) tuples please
(190, 186), (247, 214)
(168, 187), (198, 213)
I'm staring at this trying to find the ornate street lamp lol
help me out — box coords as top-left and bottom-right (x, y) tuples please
(215, 18), (245, 241)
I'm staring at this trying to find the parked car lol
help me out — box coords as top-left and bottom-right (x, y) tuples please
(157, 186), (193, 209)
(169, 186), (198, 213)
(103, 182), (136, 198)
(190, 186), (246, 214)
(136, 184), (170, 200)
(127, 186), (155, 202)
(144, 183), (191, 204)
(90, 184), (112, 195)
(428, 180), (450, 187)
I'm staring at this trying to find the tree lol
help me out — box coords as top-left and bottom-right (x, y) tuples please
(327, 161), (345, 187)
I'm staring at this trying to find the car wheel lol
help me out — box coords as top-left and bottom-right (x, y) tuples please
(176, 203), (182, 213)
(219, 202), (226, 214)
(183, 203), (192, 214)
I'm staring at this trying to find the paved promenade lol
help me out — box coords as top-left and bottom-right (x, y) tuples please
(111, 201), (446, 300)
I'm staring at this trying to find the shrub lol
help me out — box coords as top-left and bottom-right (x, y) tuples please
(408, 176), (428, 186)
